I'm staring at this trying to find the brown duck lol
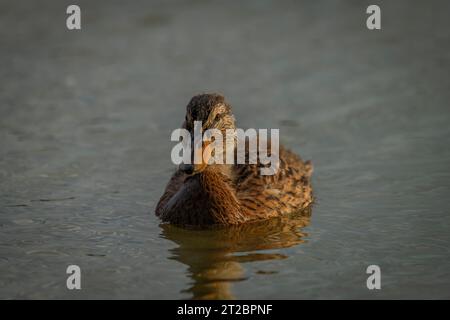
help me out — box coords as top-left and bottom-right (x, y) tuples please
(155, 93), (313, 225)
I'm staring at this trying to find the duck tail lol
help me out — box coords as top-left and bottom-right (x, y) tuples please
(304, 160), (313, 177)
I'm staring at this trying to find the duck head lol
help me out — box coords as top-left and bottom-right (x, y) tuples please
(180, 93), (236, 175)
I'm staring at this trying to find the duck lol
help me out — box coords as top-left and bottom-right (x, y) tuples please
(155, 93), (313, 226)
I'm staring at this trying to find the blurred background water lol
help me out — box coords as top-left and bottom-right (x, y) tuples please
(0, 0), (449, 299)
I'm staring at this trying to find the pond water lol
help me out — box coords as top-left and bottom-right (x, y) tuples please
(1, 0), (449, 299)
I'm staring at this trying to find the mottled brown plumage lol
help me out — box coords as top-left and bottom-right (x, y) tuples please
(155, 93), (313, 226)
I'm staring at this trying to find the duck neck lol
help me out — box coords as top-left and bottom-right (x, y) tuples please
(206, 164), (234, 180)
(194, 166), (245, 224)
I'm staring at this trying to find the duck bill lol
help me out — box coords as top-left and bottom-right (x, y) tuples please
(193, 141), (213, 173)
(180, 142), (212, 175)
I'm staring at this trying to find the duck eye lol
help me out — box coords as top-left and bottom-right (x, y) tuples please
(214, 114), (221, 121)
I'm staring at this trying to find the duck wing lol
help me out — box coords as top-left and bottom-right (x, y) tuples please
(233, 145), (313, 219)
(155, 169), (187, 216)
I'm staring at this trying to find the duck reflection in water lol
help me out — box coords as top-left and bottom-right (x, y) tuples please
(160, 207), (312, 299)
